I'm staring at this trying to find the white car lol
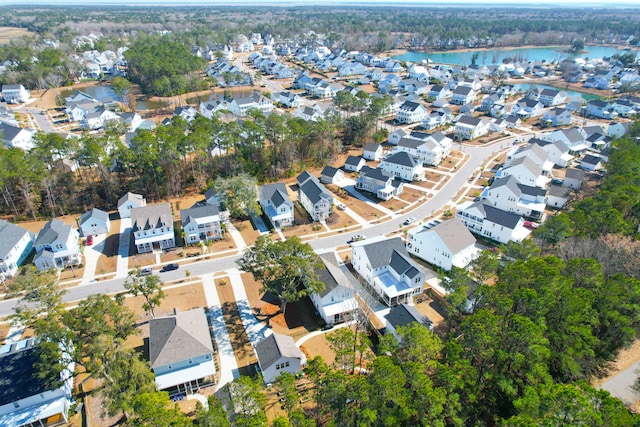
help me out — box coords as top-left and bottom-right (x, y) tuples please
(403, 217), (416, 226)
(336, 202), (347, 210)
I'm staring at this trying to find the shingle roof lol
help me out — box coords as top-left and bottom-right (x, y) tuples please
(384, 304), (432, 330)
(400, 101), (424, 111)
(255, 333), (303, 370)
(0, 339), (54, 406)
(149, 308), (214, 369)
(131, 203), (172, 232)
(397, 137), (426, 149)
(364, 142), (381, 153)
(298, 174), (332, 205)
(564, 168), (585, 181)
(345, 155), (364, 167)
(180, 204), (220, 226)
(117, 192), (145, 209)
(429, 218), (476, 254)
(321, 166), (341, 179)
(582, 154), (602, 165)
(453, 86), (472, 95)
(383, 151), (418, 168)
(360, 237), (408, 270)
(389, 250), (420, 279)
(482, 203), (522, 228)
(0, 122), (24, 142)
(316, 252), (356, 297)
(78, 208), (109, 228)
(0, 219), (31, 261)
(260, 183), (292, 209)
(34, 218), (73, 247)
(457, 115), (481, 127)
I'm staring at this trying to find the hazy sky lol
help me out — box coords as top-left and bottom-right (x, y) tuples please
(1, 0), (639, 5)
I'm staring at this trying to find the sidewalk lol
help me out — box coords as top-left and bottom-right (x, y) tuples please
(115, 218), (131, 278)
(225, 220), (247, 252)
(201, 274), (239, 389)
(227, 268), (271, 346)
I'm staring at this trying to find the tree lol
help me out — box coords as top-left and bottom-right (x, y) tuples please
(124, 268), (166, 317)
(111, 76), (134, 109)
(211, 173), (260, 219)
(236, 235), (324, 314)
(571, 39), (585, 52)
(195, 395), (231, 427)
(228, 376), (267, 425)
(130, 391), (192, 427)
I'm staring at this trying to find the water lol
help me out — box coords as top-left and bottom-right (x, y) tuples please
(394, 45), (631, 66)
(511, 83), (599, 101)
(61, 85), (158, 111)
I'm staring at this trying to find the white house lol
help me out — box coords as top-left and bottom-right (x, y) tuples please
(454, 115), (490, 140)
(406, 218), (479, 271)
(563, 168), (585, 190)
(276, 91), (300, 108)
(1, 84), (30, 104)
(579, 154), (604, 171)
(450, 86), (476, 105)
(530, 138), (573, 168)
(0, 338), (75, 427)
(408, 64), (430, 82)
(344, 155), (366, 172)
(541, 107), (573, 127)
(546, 184), (570, 209)
(356, 166), (404, 201)
(538, 88), (566, 107)
(543, 127), (589, 155)
(396, 101), (428, 124)
(585, 99), (612, 119)
(78, 208), (110, 237)
(311, 252), (358, 326)
(255, 333), (305, 384)
(320, 166), (344, 185)
(180, 205), (223, 244)
(0, 219), (33, 279)
(0, 122), (34, 150)
(351, 237), (426, 307)
(296, 172), (334, 222)
(379, 151), (423, 182)
(504, 143), (554, 176)
(482, 175), (547, 220)
(259, 183), (295, 231)
(510, 98), (544, 119)
(395, 132), (452, 167)
(495, 156), (549, 188)
(456, 200), (528, 244)
(130, 203), (176, 253)
(429, 85), (451, 100)
(117, 192), (146, 219)
(33, 218), (82, 271)
(607, 122), (630, 139)
(149, 308), (216, 394)
(363, 142), (384, 161)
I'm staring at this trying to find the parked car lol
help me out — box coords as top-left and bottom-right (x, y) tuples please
(403, 217), (416, 226)
(85, 235), (93, 246)
(160, 263), (179, 272)
(336, 202), (347, 210)
(138, 267), (153, 276)
(347, 234), (366, 244)
(523, 221), (539, 230)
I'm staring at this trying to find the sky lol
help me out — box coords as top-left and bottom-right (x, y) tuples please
(0, 0), (639, 5)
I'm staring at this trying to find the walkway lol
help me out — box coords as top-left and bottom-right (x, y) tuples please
(225, 220), (248, 252)
(115, 218), (131, 278)
(227, 268), (272, 346)
(201, 274), (239, 389)
(341, 206), (370, 227)
(81, 233), (106, 284)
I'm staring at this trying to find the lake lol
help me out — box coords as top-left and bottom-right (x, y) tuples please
(511, 83), (599, 101)
(394, 45), (631, 66)
(61, 85), (158, 111)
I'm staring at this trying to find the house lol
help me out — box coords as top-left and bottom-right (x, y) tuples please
(320, 166), (344, 185)
(544, 127), (589, 155)
(379, 151), (423, 182)
(0, 122), (34, 150)
(0, 219), (33, 279)
(384, 304), (433, 339)
(83, 107), (121, 130)
(429, 85), (451, 100)
(530, 138), (573, 168)
(395, 132), (452, 166)
(227, 93), (274, 116)
(344, 155), (366, 172)
(478, 94), (502, 112)
(173, 106), (198, 122)
(117, 192), (146, 219)
(585, 99), (612, 119)
(546, 184), (570, 209)
(276, 91), (300, 108)
(495, 156), (548, 188)
(1, 84), (30, 104)
(406, 218), (479, 271)
(33, 219), (82, 271)
(149, 308), (216, 394)
(199, 98), (228, 119)
(363, 142), (384, 161)
(611, 99), (636, 118)
(120, 112), (143, 132)
(78, 208), (110, 237)
(408, 64), (430, 82)
(455, 200), (528, 244)
(454, 115), (490, 140)
(580, 154), (604, 171)
(356, 166), (404, 201)
(130, 203), (176, 253)
(388, 128), (408, 145)
(311, 252), (358, 326)
(607, 122), (630, 139)
(180, 205), (223, 244)
(450, 86), (476, 105)
(510, 98), (544, 119)
(482, 176), (547, 220)
(541, 107), (573, 127)
(255, 333), (305, 384)
(422, 110), (452, 130)
(504, 143), (554, 176)
(296, 172), (334, 222)
(538, 88), (566, 107)
(259, 183), (294, 231)
(396, 101), (428, 124)
(0, 338), (75, 427)
(295, 104), (324, 122)
(351, 237), (426, 306)
(563, 168), (585, 190)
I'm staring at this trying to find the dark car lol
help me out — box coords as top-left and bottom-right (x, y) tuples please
(160, 263), (179, 273)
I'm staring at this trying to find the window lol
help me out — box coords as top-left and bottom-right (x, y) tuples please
(285, 361), (290, 367)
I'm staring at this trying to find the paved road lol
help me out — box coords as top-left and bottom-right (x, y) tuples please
(600, 360), (640, 405)
(0, 136), (517, 318)
(15, 106), (57, 133)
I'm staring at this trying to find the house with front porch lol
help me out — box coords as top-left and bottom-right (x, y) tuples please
(455, 200), (528, 244)
(586, 99), (612, 119)
(538, 88), (566, 107)
(311, 252), (358, 326)
(543, 127), (590, 155)
(130, 203), (176, 253)
(33, 219), (82, 271)
(406, 218), (479, 271)
(180, 205), (223, 245)
(355, 166), (404, 201)
(379, 151), (423, 182)
(351, 237), (426, 307)
(454, 115), (490, 140)
(450, 86), (476, 105)
(0, 219), (33, 279)
(396, 101), (428, 124)
(395, 132), (452, 166)
(408, 64), (430, 82)
(259, 183), (294, 231)
(276, 91), (300, 108)
(0, 122), (35, 150)
(1, 84), (30, 104)
(481, 176), (547, 220)
(149, 308), (216, 395)
(296, 172), (334, 222)
(510, 98), (544, 119)
(504, 143), (554, 176)
(429, 85), (451, 100)
(541, 107), (573, 127)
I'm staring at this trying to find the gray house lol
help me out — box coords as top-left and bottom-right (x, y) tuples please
(0, 219), (33, 279)
(255, 333), (305, 384)
(259, 183), (295, 231)
(296, 172), (334, 222)
(78, 208), (110, 237)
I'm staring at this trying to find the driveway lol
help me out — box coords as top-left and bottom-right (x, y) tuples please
(81, 233), (107, 284)
(599, 360), (640, 405)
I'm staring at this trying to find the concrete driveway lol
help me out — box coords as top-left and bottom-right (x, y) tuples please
(81, 233), (107, 284)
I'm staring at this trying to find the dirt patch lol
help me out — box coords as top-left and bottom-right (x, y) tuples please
(325, 210), (356, 232)
(95, 223), (121, 275)
(128, 251), (156, 269)
(0, 322), (10, 344)
(300, 333), (337, 366)
(0, 26), (35, 44)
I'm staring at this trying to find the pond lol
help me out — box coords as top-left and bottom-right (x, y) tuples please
(61, 85), (159, 111)
(394, 45), (632, 66)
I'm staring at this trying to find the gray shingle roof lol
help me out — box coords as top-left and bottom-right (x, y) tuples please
(117, 192), (145, 209)
(345, 155), (364, 167)
(428, 218), (476, 254)
(457, 115), (481, 127)
(0, 219), (31, 260)
(316, 252), (356, 297)
(79, 208), (109, 227)
(34, 218), (73, 247)
(389, 250), (420, 279)
(482, 203), (522, 228)
(364, 142), (381, 153)
(131, 203), (172, 232)
(517, 183), (546, 197)
(0, 339), (55, 406)
(384, 304), (432, 330)
(321, 166), (341, 179)
(0, 122), (24, 142)
(361, 237), (409, 270)
(255, 333), (303, 370)
(149, 308), (213, 369)
(180, 204), (220, 226)
(383, 151), (418, 168)
(298, 174), (332, 205)
(260, 183), (292, 209)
